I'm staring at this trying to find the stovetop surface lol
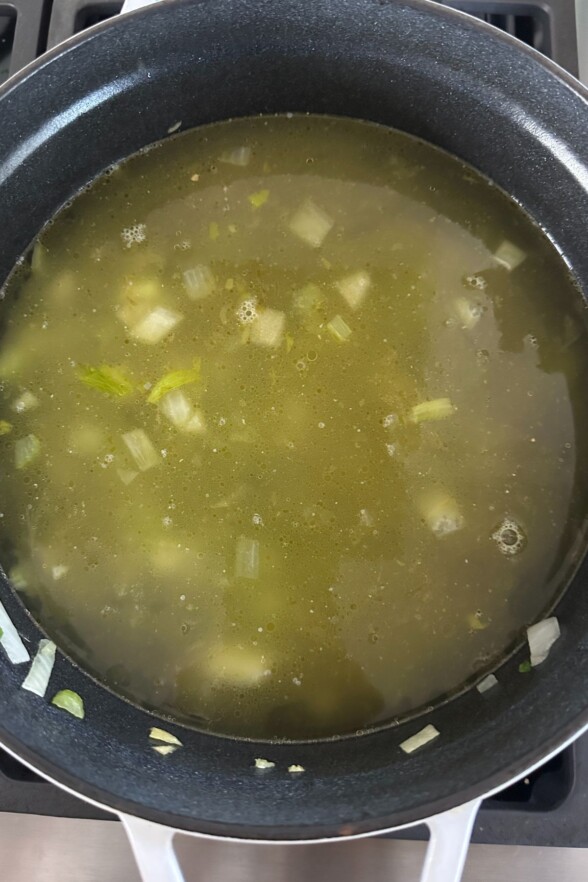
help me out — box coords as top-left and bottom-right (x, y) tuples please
(0, 0), (585, 852)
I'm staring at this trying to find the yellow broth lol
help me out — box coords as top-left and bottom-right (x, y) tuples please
(0, 115), (587, 739)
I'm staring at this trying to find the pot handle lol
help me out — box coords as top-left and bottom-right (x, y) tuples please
(420, 798), (482, 882)
(121, 798), (481, 882)
(121, 815), (184, 882)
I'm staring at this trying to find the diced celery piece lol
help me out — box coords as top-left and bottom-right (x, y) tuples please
(15, 434), (40, 469)
(336, 270), (371, 310)
(327, 315), (352, 343)
(147, 360), (201, 404)
(235, 536), (259, 579)
(493, 239), (526, 271)
(250, 309), (286, 349)
(183, 265), (215, 300)
(0, 420), (13, 436)
(248, 189), (270, 209)
(51, 689), (84, 719)
(410, 398), (454, 423)
(78, 365), (134, 397)
(131, 307), (182, 344)
(289, 199), (333, 248)
(209, 222), (220, 241)
(122, 429), (159, 471)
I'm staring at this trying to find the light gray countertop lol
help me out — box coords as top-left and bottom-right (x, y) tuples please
(2, 813), (588, 882)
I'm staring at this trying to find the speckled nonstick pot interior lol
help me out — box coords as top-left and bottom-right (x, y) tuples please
(0, 0), (588, 840)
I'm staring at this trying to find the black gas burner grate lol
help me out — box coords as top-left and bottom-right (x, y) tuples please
(0, 0), (581, 83)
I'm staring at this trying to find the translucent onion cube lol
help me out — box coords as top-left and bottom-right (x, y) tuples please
(289, 199), (333, 248)
(250, 309), (286, 348)
(493, 239), (526, 271)
(122, 429), (159, 471)
(183, 265), (215, 300)
(131, 306), (183, 344)
(336, 270), (371, 310)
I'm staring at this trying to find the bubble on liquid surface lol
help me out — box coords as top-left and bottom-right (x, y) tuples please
(121, 224), (147, 247)
(492, 517), (526, 556)
(236, 299), (258, 324)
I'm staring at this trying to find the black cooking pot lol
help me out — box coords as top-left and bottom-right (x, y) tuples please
(1, 0), (588, 861)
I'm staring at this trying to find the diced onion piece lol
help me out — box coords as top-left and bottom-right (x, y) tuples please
(149, 726), (182, 746)
(160, 390), (193, 429)
(528, 617), (560, 667)
(476, 673), (498, 694)
(22, 639), (56, 697)
(207, 645), (269, 686)
(289, 199), (333, 248)
(454, 297), (483, 330)
(400, 724), (439, 754)
(183, 265), (215, 300)
(327, 315), (352, 343)
(250, 309), (285, 349)
(131, 307), (182, 344)
(15, 434), (40, 469)
(122, 429), (159, 471)
(51, 689), (84, 719)
(410, 398), (454, 423)
(8, 565), (28, 590)
(336, 271), (371, 311)
(152, 744), (177, 756)
(0, 420), (13, 435)
(117, 468), (138, 486)
(493, 240), (526, 271)
(248, 189), (270, 209)
(293, 284), (323, 313)
(185, 410), (206, 435)
(219, 146), (251, 167)
(419, 490), (464, 538)
(0, 599), (30, 663)
(254, 757), (275, 769)
(31, 241), (47, 273)
(52, 565), (68, 581)
(235, 536), (260, 579)
(12, 390), (39, 413)
(288, 764), (305, 773)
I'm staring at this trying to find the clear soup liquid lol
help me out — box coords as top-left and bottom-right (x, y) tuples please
(0, 115), (587, 739)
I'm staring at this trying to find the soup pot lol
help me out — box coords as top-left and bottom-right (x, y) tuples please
(0, 1), (587, 879)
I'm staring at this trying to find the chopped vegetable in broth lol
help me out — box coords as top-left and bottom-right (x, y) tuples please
(1, 114), (587, 740)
